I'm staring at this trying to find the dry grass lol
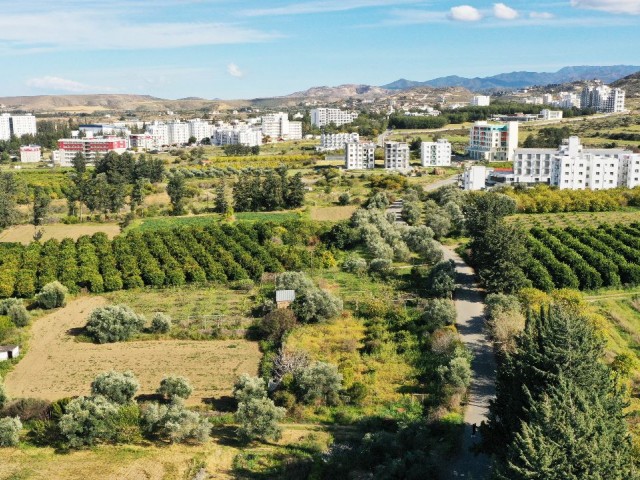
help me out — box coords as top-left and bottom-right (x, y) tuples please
(309, 205), (357, 222)
(4, 296), (260, 405)
(0, 223), (121, 244)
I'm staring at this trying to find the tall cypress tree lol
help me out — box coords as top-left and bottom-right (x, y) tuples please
(214, 181), (229, 214)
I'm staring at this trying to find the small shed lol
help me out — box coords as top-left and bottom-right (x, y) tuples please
(0, 345), (19, 361)
(275, 290), (296, 309)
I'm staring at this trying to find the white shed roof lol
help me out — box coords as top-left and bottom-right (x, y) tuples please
(276, 290), (296, 302)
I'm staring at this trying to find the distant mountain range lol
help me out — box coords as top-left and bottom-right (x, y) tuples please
(382, 65), (640, 91)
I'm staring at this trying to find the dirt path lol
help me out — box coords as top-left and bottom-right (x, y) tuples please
(4, 296), (260, 405)
(441, 245), (495, 480)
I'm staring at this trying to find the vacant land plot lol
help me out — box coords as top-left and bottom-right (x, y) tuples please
(4, 296), (260, 405)
(310, 205), (357, 222)
(507, 211), (640, 230)
(0, 223), (121, 244)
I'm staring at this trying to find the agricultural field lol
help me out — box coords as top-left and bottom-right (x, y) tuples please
(0, 223), (121, 244)
(508, 211), (640, 230)
(309, 205), (357, 221)
(3, 296), (261, 405)
(522, 224), (640, 291)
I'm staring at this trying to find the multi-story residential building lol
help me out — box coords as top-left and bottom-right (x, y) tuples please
(463, 165), (487, 191)
(318, 132), (359, 152)
(52, 136), (128, 166)
(466, 121), (519, 162)
(471, 96), (491, 107)
(540, 109), (563, 121)
(384, 141), (410, 170)
(0, 113), (37, 140)
(513, 136), (640, 190)
(557, 92), (581, 109)
(310, 108), (358, 127)
(129, 134), (160, 151)
(19, 145), (41, 163)
(344, 141), (376, 170)
(261, 113), (302, 140)
(146, 122), (169, 147)
(580, 84), (626, 113)
(542, 94), (554, 104)
(421, 139), (452, 167)
(187, 119), (213, 143)
(79, 124), (130, 137)
(212, 125), (263, 147)
(167, 121), (189, 145)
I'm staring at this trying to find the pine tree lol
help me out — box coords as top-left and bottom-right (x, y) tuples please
(262, 170), (284, 211)
(286, 172), (306, 208)
(32, 186), (51, 226)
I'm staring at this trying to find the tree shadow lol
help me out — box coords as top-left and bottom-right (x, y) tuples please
(202, 395), (236, 412)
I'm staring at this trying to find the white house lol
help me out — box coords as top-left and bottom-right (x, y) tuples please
(0, 345), (19, 361)
(421, 139), (452, 167)
(463, 165), (487, 191)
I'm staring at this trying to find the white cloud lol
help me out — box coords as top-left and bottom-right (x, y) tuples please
(493, 3), (519, 19)
(26, 76), (114, 93)
(0, 12), (280, 54)
(529, 11), (555, 19)
(571, 0), (640, 14)
(449, 5), (483, 21)
(242, 0), (420, 16)
(227, 63), (244, 78)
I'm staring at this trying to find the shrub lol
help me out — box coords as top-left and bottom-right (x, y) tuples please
(296, 362), (343, 406)
(58, 396), (120, 448)
(368, 258), (393, 278)
(437, 356), (472, 392)
(338, 193), (351, 206)
(0, 417), (21, 447)
(345, 382), (367, 406)
(272, 390), (296, 410)
(258, 309), (297, 342)
(0, 398), (50, 422)
(157, 376), (193, 401)
(8, 303), (30, 327)
(150, 313), (172, 334)
(34, 281), (68, 309)
(233, 374), (267, 403)
(230, 279), (255, 291)
(420, 299), (456, 333)
(91, 371), (140, 404)
(85, 304), (145, 344)
(342, 254), (368, 275)
(0, 298), (21, 315)
(235, 397), (285, 442)
(0, 379), (7, 409)
(141, 401), (210, 444)
(426, 261), (456, 298)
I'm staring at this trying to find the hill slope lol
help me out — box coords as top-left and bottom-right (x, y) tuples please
(383, 65), (640, 91)
(612, 71), (640, 97)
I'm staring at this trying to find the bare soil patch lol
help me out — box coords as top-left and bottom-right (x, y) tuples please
(0, 223), (121, 244)
(4, 296), (260, 405)
(310, 205), (357, 221)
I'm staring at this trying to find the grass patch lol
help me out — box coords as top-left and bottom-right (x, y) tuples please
(507, 211), (640, 230)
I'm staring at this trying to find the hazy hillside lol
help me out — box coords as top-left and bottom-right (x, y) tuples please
(383, 65), (640, 91)
(612, 71), (640, 97)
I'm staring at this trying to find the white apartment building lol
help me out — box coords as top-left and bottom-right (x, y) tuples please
(466, 121), (519, 162)
(0, 114), (37, 140)
(146, 122), (169, 147)
(540, 109), (563, 121)
(212, 125), (263, 147)
(542, 94), (554, 105)
(20, 145), (41, 163)
(421, 139), (452, 167)
(463, 165), (487, 191)
(556, 92), (580, 109)
(384, 141), (410, 171)
(167, 121), (189, 145)
(471, 96), (491, 107)
(318, 132), (359, 152)
(513, 136), (640, 190)
(187, 119), (213, 143)
(130, 134), (160, 151)
(310, 108), (358, 127)
(261, 113), (302, 140)
(344, 141), (376, 170)
(79, 124), (130, 137)
(580, 84), (626, 113)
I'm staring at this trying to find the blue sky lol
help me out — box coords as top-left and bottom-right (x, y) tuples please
(0, 0), (638, 99)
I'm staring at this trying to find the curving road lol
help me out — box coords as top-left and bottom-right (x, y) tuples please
(441, 245), (496, 480)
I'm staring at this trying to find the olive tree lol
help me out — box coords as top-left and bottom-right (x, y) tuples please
(7, 303), (29, 328)
(0, 417), (21, 447)
(235, 397), (285, 443)
(34, 281), (68, 309)
(85, 304), (145, 344)
(149, 313), (171, 334)
(157, 376), (193, 401)
(420, 298), (456, 332)
(233, 374), (267, 403)
(296, 361), (343, 406)
(58, 396), (119, 448)
(141, 402), (210, 444)
(292, 289), (343, 324)
(91, 371), (140, 404)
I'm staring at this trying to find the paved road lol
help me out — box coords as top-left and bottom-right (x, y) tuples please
(423, 174), (458, 192)
(441, 245), (496, 480)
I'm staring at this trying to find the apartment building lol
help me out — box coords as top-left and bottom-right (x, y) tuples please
(79, 124), (130, 137)
(384, 141), (410, 171)
(187, 119), (213, 142)
(20, 145), (41, 163)
(53, 137), (128, 166)
(466, 121), (519, 162)
(318, 132), (359, 152)
(146, 122), (169, 147)
(167, 121), (189, 145)
(580, 84), (626, 113)
(540, 109), (563, 121)
(421, 139), (452, 167)
(471, 96), (491, 107)
(310, 108), (358, 127)
(463, 165), (487, 191)
(261, 113), (302, 140)
(129, 134), (160, 151)
(212, 125), (262, 147)
(344, 141), (376, 170)
(0, 113), (37, 140)
(513, 136), (640, 190)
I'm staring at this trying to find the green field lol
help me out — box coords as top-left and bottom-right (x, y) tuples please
(507, 210), (640, 230)
(128, 211), (302, 231)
